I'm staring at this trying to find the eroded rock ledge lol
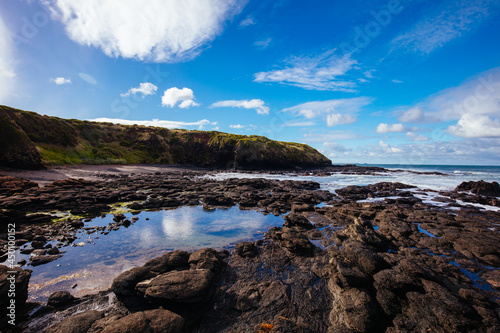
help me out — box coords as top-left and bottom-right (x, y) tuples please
(1, 176), (499, 332)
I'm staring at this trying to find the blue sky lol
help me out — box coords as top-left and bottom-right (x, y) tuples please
(1, 0), (500, 165)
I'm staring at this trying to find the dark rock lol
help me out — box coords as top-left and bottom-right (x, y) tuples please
(234, 242), (258, 258)
(43, 310), (103, 333)
(142, 269), (215, 303)
(47, 291), (76, 308)
(30, 254), (62, 266)
(0, 265), (31, 329)
(455, 180), (500, 196)
(111, 266), (155, 297)
(98, 309), (184, 333)
(283, 213), (314, 230)
(143, 250), (189, 274)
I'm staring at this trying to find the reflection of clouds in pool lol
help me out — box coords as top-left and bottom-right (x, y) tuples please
(161, 209), (194, 239)
(138, 227), (155, 247)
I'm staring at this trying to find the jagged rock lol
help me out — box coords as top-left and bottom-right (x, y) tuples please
(0, 265), (31, 329)
(283, 213), (314, 230)
(455, 180), (500, 196)
(188, 248), (222, 271)
(234, 242), (258, 258)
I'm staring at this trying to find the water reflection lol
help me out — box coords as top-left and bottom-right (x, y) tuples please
(12, 206), (283, 302)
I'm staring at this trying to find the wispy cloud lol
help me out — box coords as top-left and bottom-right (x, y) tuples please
(89, 118), (216, 130)
(254, 37), (272, 49)
(162, 87), (199, 108)
(282, 97), (372, 127)
(239, 15), (256, 28)
(254, 49), (358, 91)
(121, 82), (158, 97)
(44, 0), (247, 62)
(392, 0), (498, 54)
(230, 124), (245, 129)
(211, 99), (269, 115)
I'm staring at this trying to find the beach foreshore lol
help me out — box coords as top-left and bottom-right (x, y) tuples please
(0, 165), (499, 332)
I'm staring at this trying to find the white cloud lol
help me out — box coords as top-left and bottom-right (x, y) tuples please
(406, 132), (429, 142)
(399, 107), (425, 123)
(376, 123), (407, 133)
(89, 117), (216, 130)
(379, 140), (402, 153)
(161, 87), (199, 108)
(44, 0), (246, 62)
(447, 114), (500, 138)
(396, 67), (500, 138)
(51, 77), (72, 85)
(392, 0), (498, 54)
(210, 99), (269, 115)
(282, 97), (372, 120)
(326, 113), (357, 127)
(0, 14), (16, 104)
(392, 79), (403, 84)
(121, 82), (158, 97)
(230, 124), (245, 129)
(240, 15), (256, 27)
(254, 37), (272, 49)
(254, 49), (358, 91)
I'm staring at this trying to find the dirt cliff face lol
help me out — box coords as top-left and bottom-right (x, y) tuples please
(0, 105), (331, 170)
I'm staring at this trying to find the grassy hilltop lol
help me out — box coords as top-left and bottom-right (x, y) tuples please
(0, 105), (331, 170)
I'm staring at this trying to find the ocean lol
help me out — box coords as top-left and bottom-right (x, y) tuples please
(206, 164), (500, 193)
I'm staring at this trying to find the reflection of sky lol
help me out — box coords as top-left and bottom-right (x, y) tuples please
(12, 206), (284, 303)
(161, 209), (195, 239)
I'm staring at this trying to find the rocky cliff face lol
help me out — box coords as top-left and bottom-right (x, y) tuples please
(0, 105), (331, 170)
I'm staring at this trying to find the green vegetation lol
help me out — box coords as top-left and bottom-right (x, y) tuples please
(0, 105), (331, 170)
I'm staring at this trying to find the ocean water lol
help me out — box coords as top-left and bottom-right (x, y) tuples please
(206, 164), (500, 192)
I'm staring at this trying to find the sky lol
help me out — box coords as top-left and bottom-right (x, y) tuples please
(1, 0), (500, 166)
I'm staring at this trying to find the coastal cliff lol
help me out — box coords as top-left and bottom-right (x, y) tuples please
(0, 105), (331, 170)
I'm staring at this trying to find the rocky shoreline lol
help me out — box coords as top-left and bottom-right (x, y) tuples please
(0, 167), (499, 332)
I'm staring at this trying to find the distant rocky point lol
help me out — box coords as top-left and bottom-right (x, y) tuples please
(0, 105), (331, 170)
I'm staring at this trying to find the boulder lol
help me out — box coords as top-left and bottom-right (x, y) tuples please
(143, 269), (215, 303)
(98, 309), (184, 333)
(47, 291), (76, 308)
